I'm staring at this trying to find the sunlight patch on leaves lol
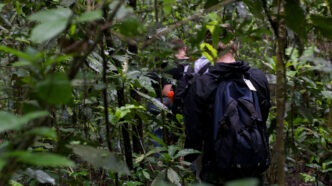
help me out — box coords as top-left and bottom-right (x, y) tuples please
(36, 73), (72, 105)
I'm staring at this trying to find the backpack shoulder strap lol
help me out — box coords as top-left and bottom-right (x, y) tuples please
(197, 62), (210, 75)
(184, 65), (190, 73)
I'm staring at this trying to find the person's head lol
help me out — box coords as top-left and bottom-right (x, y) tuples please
(203, 24), (238, 55)
(171, 39), (188, 59)
(217, 24), (238, 55)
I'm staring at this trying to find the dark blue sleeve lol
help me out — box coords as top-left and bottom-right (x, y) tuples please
(250, 69), (271, 122)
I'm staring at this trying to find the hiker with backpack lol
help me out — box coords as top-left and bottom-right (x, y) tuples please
(162, 39), (191, 100)
(183, 25), (271, 185)
(147, 39), (191, 147)
(173, 35), (212, 114)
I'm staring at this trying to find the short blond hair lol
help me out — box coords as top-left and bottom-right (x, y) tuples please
(217, 40), (239, 54)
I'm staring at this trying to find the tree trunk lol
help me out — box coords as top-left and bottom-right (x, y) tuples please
(131, 90), (144, 154)
(275, 0), (287, 185)
(101, 38), (113, 152)
(127, 0), (144, 155)
(117, 86), (133, 169)
(103, 27), (120, 186)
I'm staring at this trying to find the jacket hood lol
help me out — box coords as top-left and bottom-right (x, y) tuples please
(209, 61), (250, 79)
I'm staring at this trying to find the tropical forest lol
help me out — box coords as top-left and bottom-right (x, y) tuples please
(0, 0), (331, 185)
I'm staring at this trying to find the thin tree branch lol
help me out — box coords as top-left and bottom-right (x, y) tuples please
(67, 1), (123, 80)
(110, 30), (138, 46)
(62, 40), (86, 54)
(261, 0), (278, 36)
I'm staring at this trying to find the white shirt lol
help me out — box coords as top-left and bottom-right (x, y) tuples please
(194, 56), (210, 74)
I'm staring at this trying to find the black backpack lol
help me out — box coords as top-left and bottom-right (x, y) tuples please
(173, 63), (210, 114)
(212, 72), (270, 174)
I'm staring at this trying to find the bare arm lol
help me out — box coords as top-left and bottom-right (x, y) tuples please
(162, 84), (172, 97)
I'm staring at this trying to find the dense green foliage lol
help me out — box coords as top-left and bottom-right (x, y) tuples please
(0, 0), (331, 185)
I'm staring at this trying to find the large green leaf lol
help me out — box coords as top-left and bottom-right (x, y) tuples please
(0, 46), (33, 61)
(0, 111), (48, 133)
(114, 104), (144, 122)
(284, 0), (306, 38)
(21, 111), (49, 122)
(11, 151), (74, 167)
(36, 72), (72, 105)
(68, 145), (130, 175)
(76, 10), (103, 23)
(243, 0), (264, 20)
(167, 168), (181, 186)
(174, 148), (201, 159)
(148, 132), (167, 147)
(190, 24), (208, 47)
(9, 180), (23, 186)
(168, 145), (180, 158)
(151, 170), (167, 186)
(119, 16), (145, 37)
(0, 4), (5, 11)
(135, 90), (170, 113)
(311, 15), (332, 40)
(25, 168), (55, 184)
(28, 127), (57, 139)
(28, 8), (72, 43)
(0, 112), (24, 133)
